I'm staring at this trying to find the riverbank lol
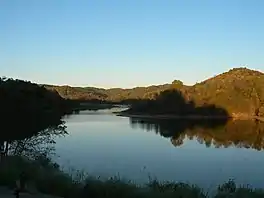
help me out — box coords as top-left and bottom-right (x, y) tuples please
(1, 156), (264, 198)
(116, 112), (230, 120)
(72, 103), (129, 112)
(116, 112), (264, 121)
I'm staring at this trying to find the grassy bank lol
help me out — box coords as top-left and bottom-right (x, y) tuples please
(1, 156), (264, 198)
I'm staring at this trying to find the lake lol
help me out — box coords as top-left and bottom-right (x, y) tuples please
(53, 109), (264, 189)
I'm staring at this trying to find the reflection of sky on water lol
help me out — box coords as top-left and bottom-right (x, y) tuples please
(54, 111), (264, 189)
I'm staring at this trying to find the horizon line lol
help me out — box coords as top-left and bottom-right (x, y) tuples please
(2, 66), (263, 89)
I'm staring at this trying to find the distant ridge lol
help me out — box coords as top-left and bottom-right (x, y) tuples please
(45, 67), (264, 117)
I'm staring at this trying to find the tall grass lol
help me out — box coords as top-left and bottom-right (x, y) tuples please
(0, 155), (264, 198)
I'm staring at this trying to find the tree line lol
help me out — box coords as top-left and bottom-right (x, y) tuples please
(0, 78), (76, 156)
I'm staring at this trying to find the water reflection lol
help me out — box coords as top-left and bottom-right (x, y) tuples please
(130, 118), (264, 150)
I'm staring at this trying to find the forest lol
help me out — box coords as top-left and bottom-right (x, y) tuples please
(0, 77), (76, 155)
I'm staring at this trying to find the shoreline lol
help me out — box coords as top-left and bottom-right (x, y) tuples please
(3, 155), (264, 198)
(116, 112), (264, 121)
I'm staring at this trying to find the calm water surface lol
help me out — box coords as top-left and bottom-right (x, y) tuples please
(53, 110), (264, 188)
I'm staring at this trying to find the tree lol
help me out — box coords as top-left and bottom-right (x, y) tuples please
(0, 78), (73, 158)
(171, 80), (183, 89)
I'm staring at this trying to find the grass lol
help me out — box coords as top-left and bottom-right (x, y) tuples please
(1, 155), (264, 198)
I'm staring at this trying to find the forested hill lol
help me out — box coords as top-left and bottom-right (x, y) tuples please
(44, 84), (173, 102)
(190, 68), (264, 117)
(45, 67), (264, 117)
(44, 85), (108, 101)
(0, 78), (76, 140)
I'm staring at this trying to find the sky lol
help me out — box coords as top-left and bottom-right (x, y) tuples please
(1, 0), (264, 88)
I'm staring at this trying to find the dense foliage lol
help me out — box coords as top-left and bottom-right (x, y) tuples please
(45, 67), (264, 117)
(0, 78), (73, 141)
(124, 89), (229, 116)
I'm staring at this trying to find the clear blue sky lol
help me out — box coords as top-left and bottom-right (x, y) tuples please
(1, 0), (264, 88)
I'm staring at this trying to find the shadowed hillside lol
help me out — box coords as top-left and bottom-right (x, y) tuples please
(0, 78), (73, 142)
(122, 89), (230, 118)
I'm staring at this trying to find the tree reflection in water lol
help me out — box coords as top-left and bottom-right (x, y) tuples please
(129, 118), (264, 150)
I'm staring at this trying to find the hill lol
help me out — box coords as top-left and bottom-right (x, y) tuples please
(191, 67), (264, 117)
(0, 78), (75, 141)
(44, 85), (107, 101)
(44, 84), (173, 102)
(123, 67), (264, 118)
(44, 67), (264, 118)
